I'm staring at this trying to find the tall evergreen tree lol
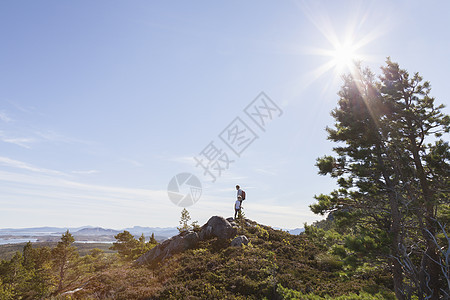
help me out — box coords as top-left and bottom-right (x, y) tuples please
(150, 232), (157, 244)
(379, 60), (449, 298)
(21, 242), (52, 298)
(312, 59), (449, 299)
(177, 208), (192, 233)
(52, 230), (78, 292)
(110, 230), (140, 260)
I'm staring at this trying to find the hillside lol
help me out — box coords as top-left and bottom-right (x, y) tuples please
(64, 217), (395, 299)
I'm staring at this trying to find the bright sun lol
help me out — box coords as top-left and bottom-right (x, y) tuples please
(295, 2), (387, 93)
(302, 34), (370, 86)
(331, 41), (358, 72)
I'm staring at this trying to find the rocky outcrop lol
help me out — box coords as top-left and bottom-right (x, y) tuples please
(136, 216), (238, 266)
(199, 216), (237, 240)
(135, 230), (198, 266)
(183, 230), (200, 249)
(231, 235), (249, 247)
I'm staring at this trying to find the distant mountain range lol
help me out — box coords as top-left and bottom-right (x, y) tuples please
(273, 227), (305, 235)
(0, 226), (180, 242)
(74, 227), (121, 235)
(287, 228), (305, 235)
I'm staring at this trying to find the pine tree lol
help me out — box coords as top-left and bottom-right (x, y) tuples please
(149, 232), (157, 244)
(177, 208), (192, 233)
(312, 59), (449, 299)
(22, 241), (34, 270)
(379, 59), (449, 298)
(137, 233), (147, 257)
(110, 230), (140, 260)
(52, 230), (78, 293)
(138, 233), (146, 246)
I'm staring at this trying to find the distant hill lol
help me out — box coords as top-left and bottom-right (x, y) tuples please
(287, 228), (305, 235)
(273, 227), (305, 235)
(74, 227), (121, 236)
(124, 226), (179, 238)
(0, 226), (179, 242)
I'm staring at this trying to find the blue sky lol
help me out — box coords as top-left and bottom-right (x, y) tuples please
(1, 1), (449, 229)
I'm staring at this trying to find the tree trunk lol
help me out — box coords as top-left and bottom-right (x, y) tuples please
(58, 253), (66, 292)
(390, 214), (405, 300)
(408, 135), (440, 300)
(408, 133), (440, 299)
(376, 143), (405, 299)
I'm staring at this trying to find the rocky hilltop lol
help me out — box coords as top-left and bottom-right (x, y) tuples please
(136, 216), (249, 267)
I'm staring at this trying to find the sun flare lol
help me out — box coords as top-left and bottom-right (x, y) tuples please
(331, 41), (358, 72)
(298, 2), (388, 88)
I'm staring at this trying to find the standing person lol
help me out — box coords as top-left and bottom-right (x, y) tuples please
(236, 185), (243, 200)
(234, 195), (242, 219)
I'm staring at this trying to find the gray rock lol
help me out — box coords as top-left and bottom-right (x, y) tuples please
(199, 216), (237, 240)
(135, 232), (198, 266)
(231, 235), (249, 247)
(199, 225), (213, 240)
(184, 231), (199, 249)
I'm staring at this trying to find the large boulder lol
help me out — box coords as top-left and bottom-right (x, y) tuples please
(199, 216), (237, 240)
(183, 230), (200, 249)
(135, 231), (199, 266)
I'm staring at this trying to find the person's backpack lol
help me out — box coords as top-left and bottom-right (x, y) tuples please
(241, 190), (246, 200)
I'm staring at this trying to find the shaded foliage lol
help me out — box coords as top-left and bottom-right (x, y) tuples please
(312, 59), (450, 299)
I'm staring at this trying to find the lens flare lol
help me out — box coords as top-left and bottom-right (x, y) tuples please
(294, 1), (389, 91)
(331, 41), (358, 72)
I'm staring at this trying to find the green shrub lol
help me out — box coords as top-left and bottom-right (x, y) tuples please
(256, 225), (270, 240)
(315, 253), (344, 271)
(277, 283), (390, 299)
(331, 244), (347, 258)
(344, 255), (358, 268)
(0, 279), (15, 300)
